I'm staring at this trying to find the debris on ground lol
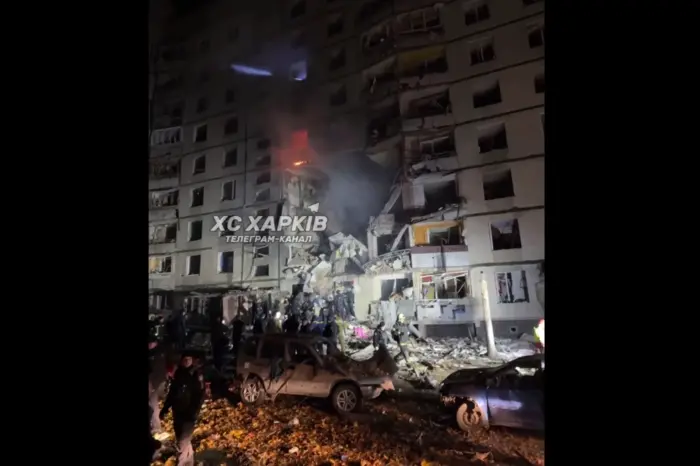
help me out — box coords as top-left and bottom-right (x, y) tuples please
(151, 396), (544, 466)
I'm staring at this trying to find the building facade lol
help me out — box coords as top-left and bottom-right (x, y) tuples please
(148, 0), (545, 330)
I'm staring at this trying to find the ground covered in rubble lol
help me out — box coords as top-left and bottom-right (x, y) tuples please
(152, 393), (543, 466)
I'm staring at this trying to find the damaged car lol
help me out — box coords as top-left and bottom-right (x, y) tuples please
(439, 354), (543, 432)
(236, 334), (396, 414)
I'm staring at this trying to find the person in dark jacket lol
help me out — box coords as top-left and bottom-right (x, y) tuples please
(160, 353), (205, 466)
(148, 339), (169, 433)
(323, 315), (339, 353)
(373, 321), (387, 351)
(391, 314), (410, 363)
(230, 314), (245, 357)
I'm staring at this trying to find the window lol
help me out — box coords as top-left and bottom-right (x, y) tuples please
(534, 73), (545, 94)
(478, 123), (508, 153)
(428, 225), (462, 246)
(225, 117), (239, 135)
(222, 181), (235, 201)
(188, 220), (203, 241)
(420, 135), (454, 157)
(225, 89), (235, 104)
(199, 39), (210, 53)
(150, 189), (179, 208)
(194, 124), (208, 142)
(496, 271), (529, 303)
(255, 246), (270, 258)
(256, 188), (271, 202)
(219, 251), (234, 273)
(256, 172), (271, 185)
(328, 15), (343, 37)
(228, 26), (239, 42)
(255, 154), (271, 167)
(149, 256), (172, 274)
(191, 187), (204, 207)
(399, 7), (442, 34)
(290, 0), (306, 18)
(257, 138), (271, 150)
(196, 97), (208, 113)
(224, 148), (238, 167)
(149, 223), (178, 244)
(254, 265), (270, 277)
(329, 84), (347, 107)
(491, 219), (522, 250)
(483, 168), (515, 200)
(193, 155), (206, 174)
(472, 81), (502, 108)
(528, 25), (545, 48)
(464, 1), (490, 26)
(151, 127), (182, 146)
(470, 39), (495, 65)
(329, 48), (346, 71)
(187, 255), (201, 275)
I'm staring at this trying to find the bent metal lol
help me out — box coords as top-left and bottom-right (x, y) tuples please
(211, 215), (328, 233)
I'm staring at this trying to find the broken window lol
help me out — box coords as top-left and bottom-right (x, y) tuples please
(472, 81), (502, 108)
(290, 60), (307, 81)
(407, 90), (451, 118)
(290, 0), (306, 18)
(464, 1), (490, 26)
(496, 271), (529, 303)
(399, 47), (448, 78)
(255, 154), (271, 167)
(196, 97), (208, 113)
(187, 255), (201, 275)
(256, 188), (270, 202)
(528, 25), (545, 48)
(329, 84), (347, 107)
(219, 251), (234, 273)
(329, 47), (346, 71)
(425, 272), (469, 299)
(483, 168), (515, 200)
(224, 148), (237, 167)
(328, 14), (343, 37)
(367, 103), (400, 145)
(397, 7), (442, 35)
(255, 246), (269, 258)
(491, 219), (522, 250)
(256, 172), (271, 185)
(356, 0), (392, 23)
(222, 181), (235, 201)
(478, 123), (508, 153)
(534, 73), (545, 94)
(420, 134), (455, 157)
(470, 38), (495, 65)
(193, 155), (206, 175)
(149, 161), (179, 179)
(225, 89), (236, 104)
(149, 256), (173, 274)
(150, 189), (179, 209)
(225, 117), (239, 135)
(149, 223), (178, 244)
(254, 265), (270, 277)
(380, 278), (411, 300)
(151, 127), (182, 146)
(428, 225), (462, 246)
(362, 22), (392, 53)
(189, 220), (203, 241)
(257, 138), (271, 150)
(194, 124), (208, 142)
(191, 187), (204, 207)
(424, 180), (459, 210)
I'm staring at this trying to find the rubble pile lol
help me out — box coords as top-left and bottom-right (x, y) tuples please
(345, 324), (537, 387)
(152, 397), (544, 466)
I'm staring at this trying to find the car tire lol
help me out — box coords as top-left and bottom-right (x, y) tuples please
(456, 398), (487, 432)
(331, 383), (362, 414)
(240, 376), (265, 406)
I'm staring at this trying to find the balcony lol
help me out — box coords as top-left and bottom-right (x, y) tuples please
(361, 57), (398, 104)
(396, 7), (445, 49)
(149, 160), (179, 180)
(361, 22), (396, 65)
(398, 47), (449, 87)
(411, 245), (469, 269)
(150, 126), (182, 147)
(150, 189), (179, 210)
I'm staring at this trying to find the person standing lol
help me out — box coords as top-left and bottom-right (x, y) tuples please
(148, 339), (168, 434)
(230, 314), (245, 357)
(160, 353), (204, 466)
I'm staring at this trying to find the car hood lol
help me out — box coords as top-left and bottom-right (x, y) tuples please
(442, 367), (495, 385)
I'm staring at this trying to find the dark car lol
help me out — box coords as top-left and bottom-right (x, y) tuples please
(439, 354), (544, 432)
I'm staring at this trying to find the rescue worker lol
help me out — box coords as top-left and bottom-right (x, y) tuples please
(391, 314), (409, 363)
(148, 338), (169, 434)
(230, 314), (245, 357)
(335, 314), (347, 353)
(160, 352), (205, 466)
(373, 321), (387, 351)
(323, 314), (339, 351)
(252, 300), (264, 334)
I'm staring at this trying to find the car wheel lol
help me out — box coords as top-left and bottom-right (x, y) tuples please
(240, 376), (264, 406)
(456, 398), (487, 432)
(331, 383), (362, 414)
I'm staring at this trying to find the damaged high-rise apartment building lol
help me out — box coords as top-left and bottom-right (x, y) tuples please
(148, 0), (544, 332)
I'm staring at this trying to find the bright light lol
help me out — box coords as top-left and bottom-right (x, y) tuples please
(293, 161), (307, 166)
(535, 319), (544, 347)
(275, 311), (281, 319)
(231, 64), (273, 77)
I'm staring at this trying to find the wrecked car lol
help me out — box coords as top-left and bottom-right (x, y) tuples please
(236, 334), (395, 414)
(439, 354), (544, 432)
